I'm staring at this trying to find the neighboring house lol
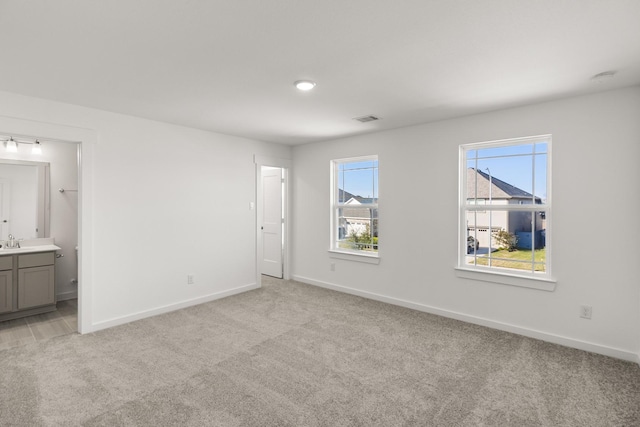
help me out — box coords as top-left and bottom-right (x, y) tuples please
(466, 168), (544, 249)
(337, 189), (378, 240)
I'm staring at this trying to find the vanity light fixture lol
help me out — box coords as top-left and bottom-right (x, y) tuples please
(294, 80), (316, 91)
(32, 140), (43, 155)
(1, 136), (43, 155)
(5, 137), (18, 153)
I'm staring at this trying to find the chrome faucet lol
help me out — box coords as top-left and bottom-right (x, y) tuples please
(7, 234), (20, 249)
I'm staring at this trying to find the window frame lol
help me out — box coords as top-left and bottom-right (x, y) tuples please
(329, 155), (380, 264)
(456, 135), (555, 289)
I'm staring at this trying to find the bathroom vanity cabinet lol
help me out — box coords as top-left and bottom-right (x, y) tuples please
(0, 248), (58, 321)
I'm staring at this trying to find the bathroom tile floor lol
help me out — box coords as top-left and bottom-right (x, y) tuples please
(0, 299), (77, 351)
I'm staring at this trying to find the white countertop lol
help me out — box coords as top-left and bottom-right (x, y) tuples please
(0, 238), (61, 255)
(0, 244), (61, 255)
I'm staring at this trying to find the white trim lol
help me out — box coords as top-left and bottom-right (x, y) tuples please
(465, 204), (547, 212)
(458, 135), (552, 282)
(330, 155), (379, 257)
(0, 116), (95, 335)
(330, 154), (378, 164)
(454, 267), (556, 291)
(86, 282), (259, 333)
(461, 134), (553, 150)
(292, 275), (638, 363)
(329, 249), (380, 264)
(253, 155), (292, 169)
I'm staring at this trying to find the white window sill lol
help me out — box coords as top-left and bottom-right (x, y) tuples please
(329, 250), (380, 265)
(455, 267), (556, 291)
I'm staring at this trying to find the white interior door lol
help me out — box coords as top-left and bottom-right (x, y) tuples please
(261, 167), (283, 278)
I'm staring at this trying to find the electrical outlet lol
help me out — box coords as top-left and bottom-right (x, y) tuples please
(187, 274), (195, 285)
(330, 263), (335, 271)
(580, 305), (592, 319)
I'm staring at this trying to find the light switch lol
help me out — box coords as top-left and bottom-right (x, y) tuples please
(249, 202), (255, 210)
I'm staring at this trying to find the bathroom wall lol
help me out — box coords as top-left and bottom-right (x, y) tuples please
(0, 140), (79, 300)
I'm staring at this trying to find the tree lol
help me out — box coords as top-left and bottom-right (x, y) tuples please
(495, 229), (517, 251)
(347, 223), (377, 251)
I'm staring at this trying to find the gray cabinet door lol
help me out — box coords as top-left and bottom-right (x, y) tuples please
(0, 270), (12, 313)
(17, 266), (55, 310)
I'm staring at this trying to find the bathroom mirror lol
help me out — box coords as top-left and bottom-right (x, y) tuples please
(0, 159), (50, 240)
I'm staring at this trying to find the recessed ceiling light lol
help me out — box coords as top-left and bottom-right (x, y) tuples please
(591, 71), (616, 83)
(295, 80), (316, 91)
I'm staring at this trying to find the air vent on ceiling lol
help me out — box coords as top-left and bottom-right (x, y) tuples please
(353, 115), (380, 123)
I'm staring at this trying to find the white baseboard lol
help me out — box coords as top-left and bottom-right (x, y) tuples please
(56, 290), (78, 301)
(293, 275), (640, 365)
(86, 283), (259, 333)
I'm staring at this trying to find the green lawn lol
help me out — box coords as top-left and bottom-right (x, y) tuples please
(468, 248), (546, 272)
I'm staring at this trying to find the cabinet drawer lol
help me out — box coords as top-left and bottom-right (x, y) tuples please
(18, 252), (55, 268)
(0, 256), (12, 271)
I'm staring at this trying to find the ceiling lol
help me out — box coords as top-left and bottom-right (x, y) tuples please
(1, 1), (639, 145)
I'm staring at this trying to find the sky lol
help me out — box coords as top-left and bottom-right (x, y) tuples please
(467, 142), (548, 200)
(337, 141), (548, 201)
(338, 160), (379, 200)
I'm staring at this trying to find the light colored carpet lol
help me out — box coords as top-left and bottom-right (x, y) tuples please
(1, 277), (638, 426)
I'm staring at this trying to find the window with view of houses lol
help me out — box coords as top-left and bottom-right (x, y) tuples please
(459, 136), (551, 279)
(331, 156), (378, 256)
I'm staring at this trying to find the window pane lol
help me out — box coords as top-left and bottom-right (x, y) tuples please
(336, 206), (378, 252)
(474, 156), (534, 200)
(533, 153), (547, 202)
(464, 208), (546, 273)
(340, 162), (378, 200)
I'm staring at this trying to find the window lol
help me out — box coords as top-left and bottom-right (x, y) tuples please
(331, 156), (378, 259)
(459, 136), (551, 283)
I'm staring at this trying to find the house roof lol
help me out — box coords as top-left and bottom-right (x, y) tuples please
(338, 189), (357, 203)
(467, 168), (541, 201)
(339, 189), (378, 205)
(351, 197), (378, 204)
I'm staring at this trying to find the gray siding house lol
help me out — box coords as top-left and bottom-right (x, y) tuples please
(466, 168), (544, 249)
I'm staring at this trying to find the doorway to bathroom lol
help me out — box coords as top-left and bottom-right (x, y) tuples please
(0, 131), (80, 343)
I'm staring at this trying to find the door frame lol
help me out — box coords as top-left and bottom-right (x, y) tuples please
(0, 117), (95, 334)
(254, 155), (291, 287)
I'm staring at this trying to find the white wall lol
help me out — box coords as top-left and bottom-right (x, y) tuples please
(292, 86), (640, 362)
(0, 141), (79, 299)
(49, 142), (80, 299)
(0, 90), (291, 332)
